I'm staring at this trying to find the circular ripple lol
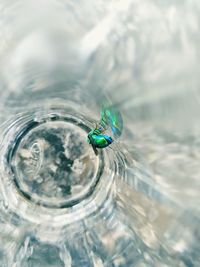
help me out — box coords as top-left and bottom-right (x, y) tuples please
(7, 115), (103, 208)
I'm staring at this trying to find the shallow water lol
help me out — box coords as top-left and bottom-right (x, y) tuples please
(0, 0), (200, 266)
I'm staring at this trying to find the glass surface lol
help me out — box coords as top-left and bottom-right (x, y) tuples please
(0, 0), (199, 266)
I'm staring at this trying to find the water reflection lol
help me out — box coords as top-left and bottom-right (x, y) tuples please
(0, 0), (199, 266)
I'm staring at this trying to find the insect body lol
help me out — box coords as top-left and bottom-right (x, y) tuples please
(87, 104), (123, 155)
(87, 128), (113, 155)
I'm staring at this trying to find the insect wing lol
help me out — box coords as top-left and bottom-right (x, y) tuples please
(100, 105), (123, 138)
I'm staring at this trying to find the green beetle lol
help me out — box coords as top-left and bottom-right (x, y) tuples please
(87, 104), (123, 155)
(87, 128), (113, 155)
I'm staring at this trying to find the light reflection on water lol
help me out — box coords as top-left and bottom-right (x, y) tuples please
(0, 0), (199, 266)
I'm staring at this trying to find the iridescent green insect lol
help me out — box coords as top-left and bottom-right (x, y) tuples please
(87, 128), (113, 155)
(87, 104), (123, 155)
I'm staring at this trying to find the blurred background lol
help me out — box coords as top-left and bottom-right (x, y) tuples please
(0, 0), (200, 266)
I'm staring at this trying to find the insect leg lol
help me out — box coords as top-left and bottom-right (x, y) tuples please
(92, 144), (99, 156)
